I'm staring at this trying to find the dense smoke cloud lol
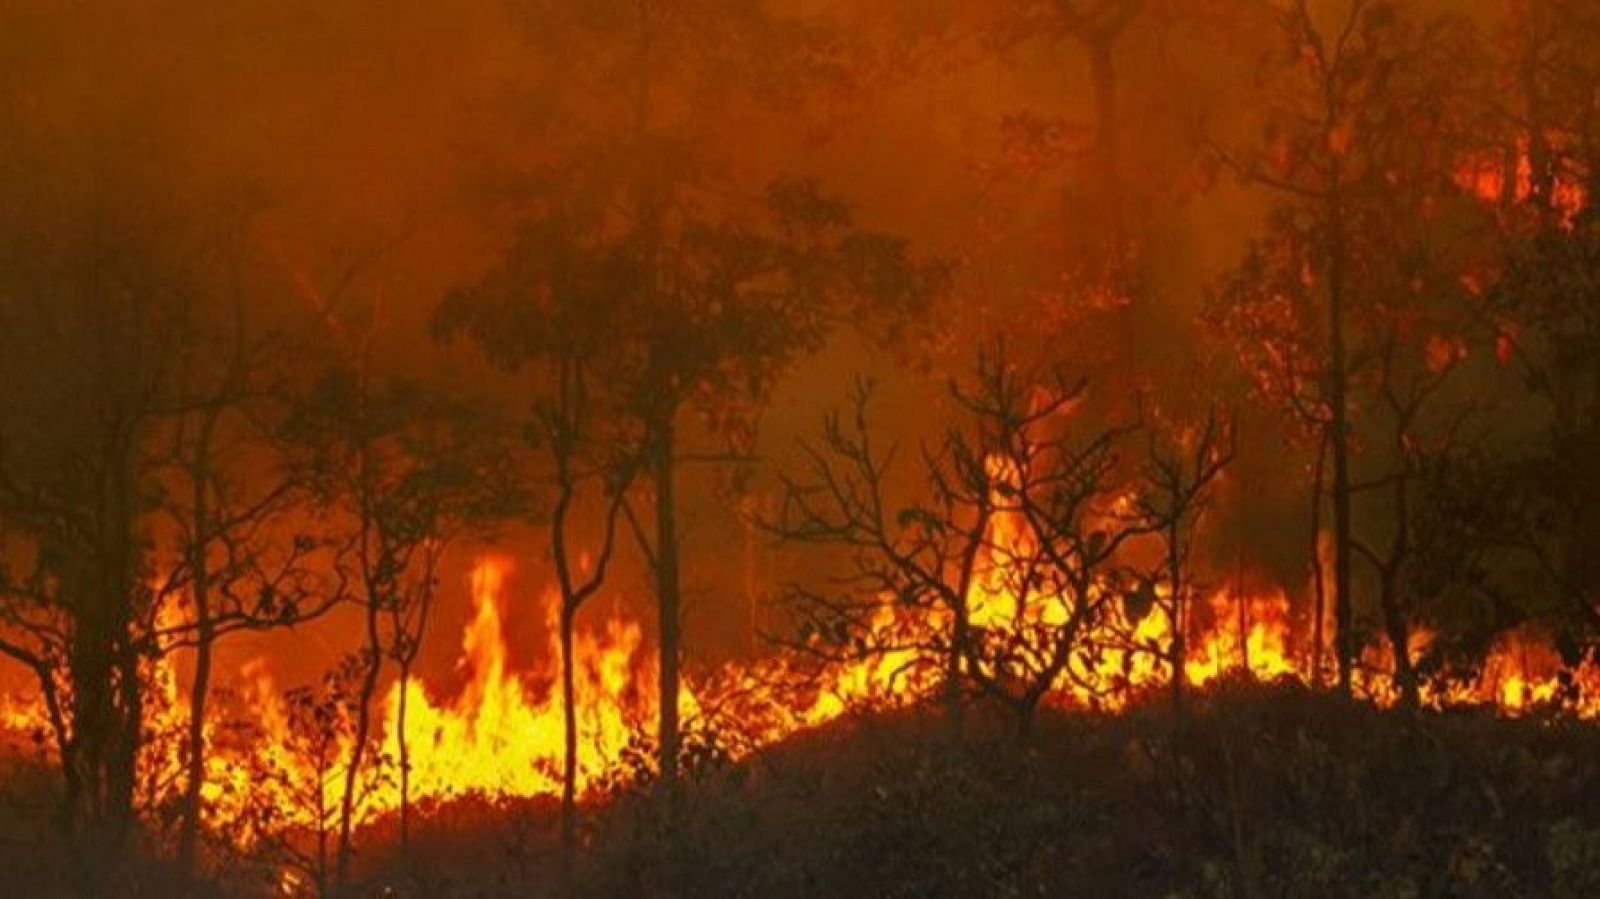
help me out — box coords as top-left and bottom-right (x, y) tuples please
(0, 0), (1565, 689)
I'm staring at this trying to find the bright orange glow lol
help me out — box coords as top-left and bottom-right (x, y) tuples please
(383, 558), (653, 803)
(1454, 138), (1588, 223)
(2, 535), (1598, 853)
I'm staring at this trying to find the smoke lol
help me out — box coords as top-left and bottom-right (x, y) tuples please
(0, 0), (1544, 693)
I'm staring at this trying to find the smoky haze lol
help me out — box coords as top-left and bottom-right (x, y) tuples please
(0, 0), (1543, 690)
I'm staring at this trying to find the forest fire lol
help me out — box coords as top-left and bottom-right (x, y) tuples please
(7, 541), (1593, 859)
(5, 0), (1600, 896)
(378, 560), (648, 805)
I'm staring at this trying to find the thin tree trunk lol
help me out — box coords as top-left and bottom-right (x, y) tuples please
(178, 409), (220, 884)
(70, 445), (142, 898)
(560, 602), (578, 880)
(946, 507), (989, 744)
(1308, 433), (1328, 688)
(109, 630), (140, 835)
(316, 779), (329, 899)
(1327, 180), (1356, 698)
(946, 601), (968, 741)
(65, 613), (110, 899)
(1168, 520), (1186, 717)
(396, 657), (412, 858)
(652, 415), (681, 816)
(109, 436), (142, 843)
(1381, 475), (1419, 709)
(397, 548), (436, 868)
(335, 591), (382, 898)
(1378, 575), (1417, 709)
(549, 453), (583, 883)
(1235, 547), (1249, 672)
(32, 661), (78, 849)
(178, 621), (213, 880)
(336, 373), (381, 899)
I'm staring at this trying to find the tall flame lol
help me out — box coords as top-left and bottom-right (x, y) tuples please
(381, 557), (653, 802)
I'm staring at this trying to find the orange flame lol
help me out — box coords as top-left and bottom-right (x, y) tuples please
(2, 542), (1598, 859)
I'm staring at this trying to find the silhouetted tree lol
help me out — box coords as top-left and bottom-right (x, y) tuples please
(0, 178), (348, 893)
(139, 268), (355, 886)
(442, 167), (942, 829)
(1487, 0), (1600, 643)
(232, 654), (389, 899)
(769, 344), (1194, 738)
(287, 367), (519, 897)
(432, 201), (642, 875)
(1206, 0), (1488, 696)
(1131, 409), (1233, 716)
(949, 350), (1149, 736)
(765, 375), (990, 738)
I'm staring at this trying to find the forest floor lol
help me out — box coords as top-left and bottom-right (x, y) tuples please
(5, 677), (1600, 898)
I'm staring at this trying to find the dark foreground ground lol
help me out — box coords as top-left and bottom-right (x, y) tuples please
(5, 677), (1600, 898)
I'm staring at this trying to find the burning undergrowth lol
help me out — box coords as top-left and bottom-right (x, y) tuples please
(11, 677), (1599, 899)
(4, 552), (1599, 897)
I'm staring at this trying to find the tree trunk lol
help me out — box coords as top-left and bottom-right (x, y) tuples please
(651, 415), (682, 815)
(1308, 433), (1328, 688)
(1378, 576), (1418, 709)
(34, 662), (79, 850)
(946, 594), (968, 742)
(178, 411), (220, 884)
(946, 508), (989, 744)
(1168, 521), (1186, 717)
(107, 435), (143, 854)
(109, 633), (140, 830)
(335, 604), (382, 898)
(336, 396), (382, 898)
(65, 611), (111, 899)
(549, 435), (583, 884)
(66, 442), (142, 898)
(1381, 476), (1419, 709)
(177, 619), (213, 882)
(560, 601), (579, 880)
(316, 781), (329, 899)
(396, 657), (412, 859)
(1327, 184), (1357, 698)
(1235, 552), (1249, 672)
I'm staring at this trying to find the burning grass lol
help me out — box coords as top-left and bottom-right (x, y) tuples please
(7, 678), (1599, 898)
(3, 553), (1600, 899)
